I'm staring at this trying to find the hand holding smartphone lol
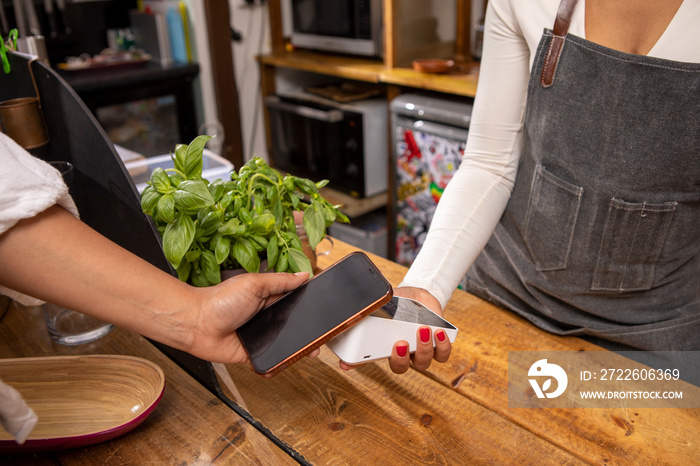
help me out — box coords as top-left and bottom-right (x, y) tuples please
(237, 251), (393, 377)
(327, 296), (458, 365)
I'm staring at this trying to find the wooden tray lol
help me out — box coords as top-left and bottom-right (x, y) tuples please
(0, 355), (165, 453)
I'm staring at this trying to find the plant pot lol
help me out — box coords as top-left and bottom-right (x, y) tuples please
(220, 260), (269, 280)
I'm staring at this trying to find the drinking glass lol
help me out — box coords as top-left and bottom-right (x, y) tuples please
(41, 161), (115, 345)
(43, 303), (115, 345)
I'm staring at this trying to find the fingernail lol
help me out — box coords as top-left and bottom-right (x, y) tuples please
(436, 330), (446, 342)
(397, 344), (408, 357)
(419, 327), (430, 343)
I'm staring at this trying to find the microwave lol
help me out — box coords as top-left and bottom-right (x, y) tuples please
(282, 0), (383, 57)
(265, 92), (388, 198)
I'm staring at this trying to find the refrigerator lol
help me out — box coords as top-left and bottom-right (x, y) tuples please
(390, 94), (473, 266)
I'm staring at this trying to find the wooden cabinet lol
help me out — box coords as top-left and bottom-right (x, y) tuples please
(258, 0), (482, 257)
(261, 0), (480, 98)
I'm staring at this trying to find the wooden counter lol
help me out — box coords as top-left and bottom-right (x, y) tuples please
(0, 304), (294, 465)
(1, 239), (697, 464)
(217, 239), (700, 465)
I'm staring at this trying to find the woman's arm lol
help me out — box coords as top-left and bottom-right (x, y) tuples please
(385, 0), (535, 373)
(398, 0), (532, 309)
(0, 205), (308, 363)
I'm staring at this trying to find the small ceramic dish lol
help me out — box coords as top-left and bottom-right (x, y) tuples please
(412, 58), (455, 74)
(0, 355), (165, 453)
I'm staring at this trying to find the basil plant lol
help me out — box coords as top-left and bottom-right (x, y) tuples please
(141, 135), (348, 287)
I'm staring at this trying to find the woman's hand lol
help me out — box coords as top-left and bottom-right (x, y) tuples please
(387, 287), (451, 374)
(180, 271), (311, 364)
(338, 286), (452, 373)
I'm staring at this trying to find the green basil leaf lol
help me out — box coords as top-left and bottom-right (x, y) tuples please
(169, 171), (185, 187)
(173, 144), (188, 174)
(287, 233), (302, 251)
(286, 215), (296, 233)
(151, 168), (172, 194)
(156, 193), (175, 224)
(253, 193), (265, 214)
(190, 263), (210, 287)
(174, 180), (215, 211)
(275, 251), (288, 273)
(163, 213), (196, 269)
(289, 193), (300, 209)
(183, 135), (213, 179)
(249, 213), (275, 235)
(176, 259), (191, 283)
(283, 176), (295, 193)
(303, 201), (326, 249)
(287, 248), (313, 275)
(200, 249), (221, 286)
(187, 249), (202, 262)
(199, 210), (222, 237)
(272, 199), (284, 226)
(208, 181), (225, 202)
(266, 236), (279, 270)
(220, 191), (235, 209)
(316, 179), (329, 189)
(336, 210), (349, 223)
(322, 203), (337, 227)
(215, 235), (231, 264)
(239, 207), (253, 225)
(297, 178), (318, 195)
(140, 185), (161, 215)
(232, 196), (245, 217)
(219, 218), (242, 236)
(233, 237), (260, 273)
(250, 234), (268, 252)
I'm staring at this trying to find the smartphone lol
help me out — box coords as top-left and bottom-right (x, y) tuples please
(237, 251), (393, 377)
(327, 296), (458, 365)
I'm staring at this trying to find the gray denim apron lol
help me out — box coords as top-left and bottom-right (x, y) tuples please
(464, 0), (700, 350)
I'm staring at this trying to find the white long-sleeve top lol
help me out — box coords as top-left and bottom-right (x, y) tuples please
(399, 0), (700, 309)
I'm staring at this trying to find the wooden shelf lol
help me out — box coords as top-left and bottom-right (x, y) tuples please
(258, 50), (479, 97)
(258, 51), (386, 83)
(379, 62), (479, 97)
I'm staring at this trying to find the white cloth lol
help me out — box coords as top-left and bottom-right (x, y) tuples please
(0, 132), (79, 305)
(0, 378), (37, 444)
(399, 0), (700, 309)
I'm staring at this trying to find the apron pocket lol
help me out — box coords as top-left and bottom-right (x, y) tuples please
(592, 198), (677, 292)
(524, 164), (583, 271)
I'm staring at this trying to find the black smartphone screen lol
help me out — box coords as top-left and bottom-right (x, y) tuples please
(371, 297), (457, 328)
(237, 252), (392, 374)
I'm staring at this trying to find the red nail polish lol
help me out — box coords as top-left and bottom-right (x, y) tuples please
(397, 345), (408, 357)
(436, 330), (446, 342)
(419, 327), (430, 343)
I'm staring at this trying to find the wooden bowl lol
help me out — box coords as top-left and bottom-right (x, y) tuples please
(0, 355), (165, 452)
(412, 58), (455, 74)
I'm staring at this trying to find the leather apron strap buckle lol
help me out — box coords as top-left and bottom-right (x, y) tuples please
(540, 0), (580, 87)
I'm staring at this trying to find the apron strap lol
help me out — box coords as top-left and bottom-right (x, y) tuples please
(540, 0), (580, 88)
